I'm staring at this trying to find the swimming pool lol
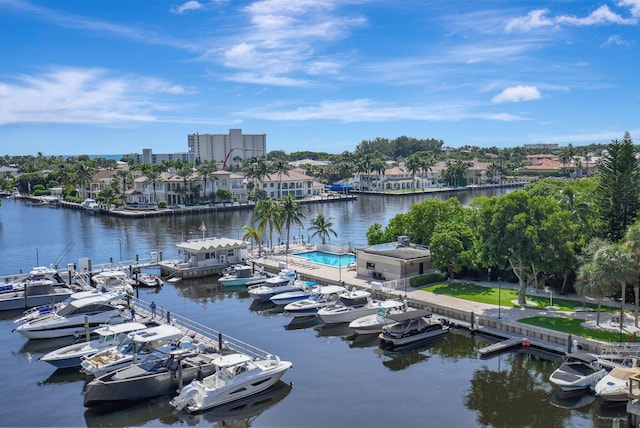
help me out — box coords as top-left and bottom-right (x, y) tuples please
(293, 251), (356, 267)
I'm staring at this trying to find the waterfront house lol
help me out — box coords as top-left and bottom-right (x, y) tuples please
(158, 237), (250, 279)
(258, 167), (324, 199)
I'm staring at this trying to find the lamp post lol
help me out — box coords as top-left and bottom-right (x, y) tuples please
(497, 276), (502, 319)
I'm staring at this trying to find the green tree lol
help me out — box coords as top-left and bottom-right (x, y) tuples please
(595, 132), (640, 242)
(242, 224), (264, 256)
(624, 222), (640, 327)
(308, 214), (338, 245)
(366, 222), (385, 245)
(592, 242), (635, 331)
(271, 159), (291, 199)
(430, 219), (475, 279)
(279, 195), (305, 252)
(254, 199), (282, 251)
(197, 160), (217, 200)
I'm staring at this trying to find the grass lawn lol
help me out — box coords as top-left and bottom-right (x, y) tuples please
(422, 282), (618, 312)
(518, 316), (635, 342)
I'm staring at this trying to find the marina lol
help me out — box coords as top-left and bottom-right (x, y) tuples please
(0, 191), (633, 427)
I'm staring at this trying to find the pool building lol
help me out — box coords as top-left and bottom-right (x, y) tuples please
(354, 240), (432, 282)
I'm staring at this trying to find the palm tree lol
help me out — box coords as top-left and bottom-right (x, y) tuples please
(272, 159), (291, 199)
(405, 154), (421, 191)
(279, 195), (305, 252)
(575, 263), (608, 326)
(75, 163), (97, 199)
(308, 214), (338, 245)
(254, 199), (282, 251)
(242, 224), (264, 256)
(624, 222), (640, 327)
(592, 243), (635, 332)
(114, 169), (133, 202)
(370, 158), (386, 192)
(197, 160), (217, 201)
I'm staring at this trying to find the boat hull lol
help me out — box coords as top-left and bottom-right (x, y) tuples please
(379, 325), (448, 350)
(0, 287), (73, 312)
(83, 357), (218, 407)
(173, 361), (292, 413)
(15, 311), (126, 339)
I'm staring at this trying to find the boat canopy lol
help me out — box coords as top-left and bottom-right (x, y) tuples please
(128, 325), (183, 343)
(212, 353), (253, 368)
(387, 309), (432, 322)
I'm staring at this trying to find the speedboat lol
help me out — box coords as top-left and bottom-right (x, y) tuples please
(349, 300), (415, 335)
(83, 343), (220, 407)
(40, 322), (147, 369)
(269, 281), (318, 306)
(80, 324), (187, 377)
(318, 299), (398, 324)
(133, 273), (162, 288)
(283, 285), (347, 317)
(219, 265), (267, 287)
(548, 352), (608, 392)
(378, 309), (448, 350)
(13, 288), (129, 325)
(91, 270), (135, 294)
(14, 293), (129, 339)
(247, 269), (299, 302)
(0, 266), (74, 312)
(170, 353), (292, 413)
(594, 365), (640, 402)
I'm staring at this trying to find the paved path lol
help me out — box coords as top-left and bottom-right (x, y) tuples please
(255, 254), (640, 336)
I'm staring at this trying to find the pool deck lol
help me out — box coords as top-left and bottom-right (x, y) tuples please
(252, 249), (640, 356)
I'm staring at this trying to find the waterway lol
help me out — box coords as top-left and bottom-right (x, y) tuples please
(0, 190), (628, 427)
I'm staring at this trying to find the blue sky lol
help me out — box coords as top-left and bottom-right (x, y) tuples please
(1, 0), (639, 156)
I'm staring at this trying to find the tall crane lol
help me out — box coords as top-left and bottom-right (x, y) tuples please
(222, 148), (263, 169)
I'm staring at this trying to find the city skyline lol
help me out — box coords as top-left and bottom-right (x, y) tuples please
(1, 0), (639, 156)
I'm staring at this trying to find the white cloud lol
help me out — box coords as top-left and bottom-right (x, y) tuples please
(618, 0), (640, 18)
(506, 6), (637, 32)
(602, 34), (632, 46)
(171, 1), (204, 14)
(492, 85), (541, 103)
(0, 68), (192, 126)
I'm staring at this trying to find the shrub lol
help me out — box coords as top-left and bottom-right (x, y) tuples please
(158, 200), (167, 209)
(410, 272), (447, 287)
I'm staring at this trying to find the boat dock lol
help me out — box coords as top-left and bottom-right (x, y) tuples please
(476, 326), (568, 359)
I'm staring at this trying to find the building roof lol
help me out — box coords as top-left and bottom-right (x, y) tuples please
(358, 244), (430, 260)
(176, 237), (248, 253)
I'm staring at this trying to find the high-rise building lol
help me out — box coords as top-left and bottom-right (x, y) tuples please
(188, 129), (266, 167)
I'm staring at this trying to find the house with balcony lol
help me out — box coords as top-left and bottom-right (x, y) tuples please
(259, 168), (323, 199)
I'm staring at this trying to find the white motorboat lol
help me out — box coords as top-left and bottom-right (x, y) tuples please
(170, 353), (292, 413)
(270, 282), (318, 306)
(80, 324), (186, 377)
(13, 288), (129, 325)
(219, 265), (267, 287)
(40, 322), (147, 369)
(548, 352), (608, 392)
(0, 266), (74, 312)
(378, 309), (448, 350)
(82, 198), (100, 214)
(133, 273), (162, 288)
(83, 343), (220, 407)
(349, 300), (415, 335)
(283, 285), (347, 317)
(594, 365), (640, 402)
(247, 269), (299, 302)
(14, 293), (129, 339)
(91, 270), (135, 294)
(320, 296), (404, 325)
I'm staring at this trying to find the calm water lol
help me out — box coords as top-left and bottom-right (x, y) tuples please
(0, 191), (628, 427)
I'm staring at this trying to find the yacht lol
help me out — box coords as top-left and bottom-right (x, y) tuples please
(219, 265), (267, 287)
(14, 293), (129, 339)
(39, 322), (147, 369)
(283, 285), (347, 317)
(247, 269), (300, 302)
(80, 324), (186, 377)
(318, 299), (398, 324)
(0, 266), (74, 312)
(594, 365), (640, 402)
(82, 198), (100, 214)
(548, 352), (608, 392)
(83, 342), (220, 407)
(170, 353), (292, 413)
(378, 309), (448, 350)
(91, 270), (135, 294)
(270, 282), (318, 306)
(349, 300), (415, 335)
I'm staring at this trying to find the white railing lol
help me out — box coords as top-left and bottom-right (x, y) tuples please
(134, 297), (273, 361)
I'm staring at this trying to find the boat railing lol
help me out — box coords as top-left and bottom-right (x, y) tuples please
(598, 343), (640, 358)
(132, 297), (273, 361)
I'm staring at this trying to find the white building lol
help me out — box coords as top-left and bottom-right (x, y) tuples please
(124, 148), (191, 165)
(188, 129), (266, 167)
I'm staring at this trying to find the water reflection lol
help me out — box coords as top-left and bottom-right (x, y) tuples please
(375, 345), (433, 371)
(549, 389), (596, 410)
(315, 322), (353, 338)
(39, 367), (85, 386)
(284, 316), (323, 331)
(83, 381), (292, 427)
(348, 333), (380, 348)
